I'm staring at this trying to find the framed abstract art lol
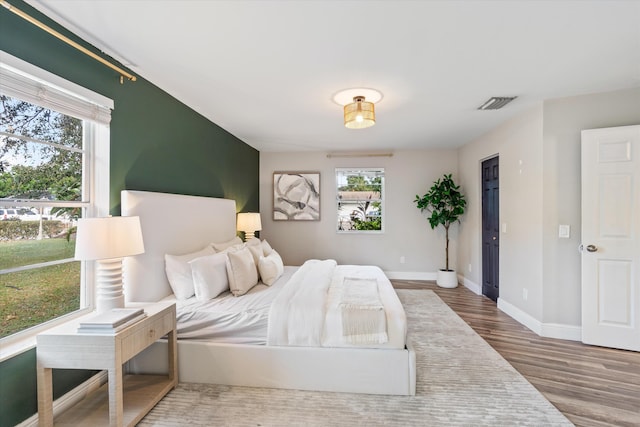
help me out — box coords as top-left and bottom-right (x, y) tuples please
(273, 172), (320, 220)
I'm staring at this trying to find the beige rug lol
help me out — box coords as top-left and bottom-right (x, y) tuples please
(139, 290), (573, 426)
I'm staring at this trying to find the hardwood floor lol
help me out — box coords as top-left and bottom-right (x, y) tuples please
(392, 280), (640, 427)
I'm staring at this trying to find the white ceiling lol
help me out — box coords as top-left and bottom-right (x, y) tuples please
(26, 0), (640, 153)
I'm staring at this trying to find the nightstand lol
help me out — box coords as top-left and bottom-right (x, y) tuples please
(36, 301), (177, 427)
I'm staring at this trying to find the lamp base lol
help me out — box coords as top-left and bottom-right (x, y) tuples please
(244, 231), (256, 242)
(95, 258), (125, 313)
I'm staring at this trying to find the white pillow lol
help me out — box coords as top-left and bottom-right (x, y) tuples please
(246, 237), (261, 247)
(226, 247), (259, 296)
(261, 239), (274, 256)
(258, 250), (284, 286)
(165, 246), (215, 300)
(189, 253), (229, 301)
(245, 242), (263, 269)
(212, 236), (243, 252)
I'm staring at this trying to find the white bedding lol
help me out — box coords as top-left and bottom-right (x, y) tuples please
(324, 264), (406, 349)
(267, 259), (337, 346)
(167, 262), (406, 350)
(165, 267), (296, 344)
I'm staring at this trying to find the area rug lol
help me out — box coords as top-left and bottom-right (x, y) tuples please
(139, 290), (572, 426)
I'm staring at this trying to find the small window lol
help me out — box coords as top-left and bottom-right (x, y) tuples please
(336, 168), (384, 232)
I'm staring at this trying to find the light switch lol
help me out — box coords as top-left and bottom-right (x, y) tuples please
(559, 224), (570, 238)
(501, 223), (507, 233)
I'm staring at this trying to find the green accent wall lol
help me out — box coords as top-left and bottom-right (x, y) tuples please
(0, 2), (259, 425)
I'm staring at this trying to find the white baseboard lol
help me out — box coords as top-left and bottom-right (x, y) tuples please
(497, 297), (543, 335)
(460, 275), (481, 295)
(385, 272), (481, 294)
(384, 271), (436, 281)
(384, 272), (582, 342)
(18, 371), (107, 427)
(541, 323), (582, 341)
(497, 297), (581, 342)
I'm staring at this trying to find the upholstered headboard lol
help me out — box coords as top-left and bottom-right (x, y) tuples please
(121, 190), (237, 302)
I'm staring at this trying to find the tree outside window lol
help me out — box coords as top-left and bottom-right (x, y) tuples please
(0, 95), (84, 338)
(336, 168), (384, 232)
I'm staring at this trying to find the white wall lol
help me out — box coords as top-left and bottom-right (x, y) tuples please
(259, 150), (458, 276)
(457, 106), (545, 319)
(541, 87), (640, 325)
(458, 86), (640, 338)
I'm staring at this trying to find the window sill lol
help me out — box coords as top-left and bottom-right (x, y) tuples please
(0, 308), (93, 362)
(336, 230), (385, 234)
(0, 336), (37, 362)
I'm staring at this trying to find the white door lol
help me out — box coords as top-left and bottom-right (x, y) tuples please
(581, 124), (640, 351)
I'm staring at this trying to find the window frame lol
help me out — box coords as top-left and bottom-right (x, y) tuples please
(335, 167), (385, 234)
(0, 52), (111, 358)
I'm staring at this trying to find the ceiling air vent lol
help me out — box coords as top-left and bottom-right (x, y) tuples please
(477, 96), (517, 110)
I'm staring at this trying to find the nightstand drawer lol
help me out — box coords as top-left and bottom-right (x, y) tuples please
(121, 310), (174, 362)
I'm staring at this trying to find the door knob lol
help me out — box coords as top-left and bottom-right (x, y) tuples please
(586, 244), (598, 252)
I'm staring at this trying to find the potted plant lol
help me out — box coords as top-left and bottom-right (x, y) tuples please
(414, 174), (466, 288)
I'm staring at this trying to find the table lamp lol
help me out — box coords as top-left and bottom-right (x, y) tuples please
(236, 212), (262, 241)
(75, 216), (145, 313)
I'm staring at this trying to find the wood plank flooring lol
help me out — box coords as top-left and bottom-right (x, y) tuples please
(391, 280), (640, 427)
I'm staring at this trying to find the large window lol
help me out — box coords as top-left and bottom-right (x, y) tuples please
(336, 168), (384, 232)
(0, 54), (111, 341)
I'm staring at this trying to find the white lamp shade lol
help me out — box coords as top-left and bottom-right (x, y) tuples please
(75, 216), (145, 261)
(236, 212), (262, 233)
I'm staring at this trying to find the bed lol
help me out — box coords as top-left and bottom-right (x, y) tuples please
(122, 190), (416, 395)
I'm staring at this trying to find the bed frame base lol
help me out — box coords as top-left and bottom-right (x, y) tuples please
(128, 340), (416, 396)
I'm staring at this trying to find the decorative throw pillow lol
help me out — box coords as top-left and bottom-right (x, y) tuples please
(189, 253), (229, 301)
(211, 236), (243, 252)
(261, 239), (274, 256)
(246, 242), (263, 270)
(164, 246), (215, 300)
(258, 250), (284, 285)
(226, 247), (259, 296)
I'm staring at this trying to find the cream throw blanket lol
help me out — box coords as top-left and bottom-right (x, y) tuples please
(340, 277), (388, 345)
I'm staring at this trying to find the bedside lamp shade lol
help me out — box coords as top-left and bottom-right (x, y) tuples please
(75, 216), (145, 312)
(237, 212), (262, 241)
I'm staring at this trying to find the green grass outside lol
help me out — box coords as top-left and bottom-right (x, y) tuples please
(0, 239), (80, 338)
(0, 238), (76, 270)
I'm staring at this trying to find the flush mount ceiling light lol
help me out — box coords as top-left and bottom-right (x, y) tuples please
(333, 88), (383, 130)
(344, 96), (375, 129)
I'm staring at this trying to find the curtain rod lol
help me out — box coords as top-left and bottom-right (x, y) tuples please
(326, 152), (393, 158)
(1, 0), (136, 84)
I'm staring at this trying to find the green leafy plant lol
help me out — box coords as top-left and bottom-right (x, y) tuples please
(414, 174), (466, 271)
(352, 217), (382, 230)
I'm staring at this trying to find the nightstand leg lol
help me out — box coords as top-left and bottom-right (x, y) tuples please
(168, 328), (178, 385)
(36, 364), (53, 427)
(108, 365), (124, 426)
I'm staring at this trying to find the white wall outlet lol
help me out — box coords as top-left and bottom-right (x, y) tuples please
(468, 263), (472, 272)
(523, 288), (528, 301)
(559, 224), (570, 238)
(400, 256), (405, 264)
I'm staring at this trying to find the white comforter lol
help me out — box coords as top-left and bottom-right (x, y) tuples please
(267, 260), (406, 349)
(267, 259), (336, 346)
